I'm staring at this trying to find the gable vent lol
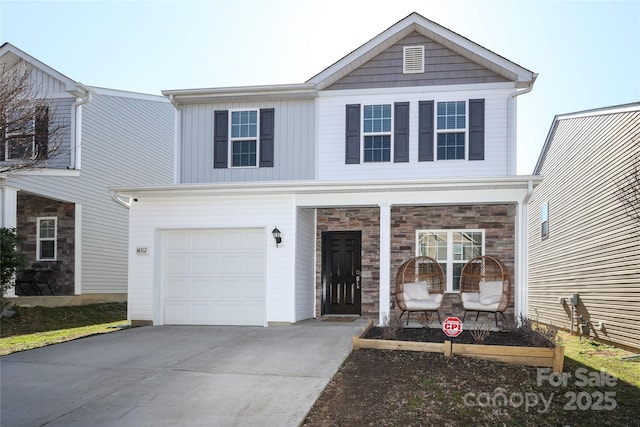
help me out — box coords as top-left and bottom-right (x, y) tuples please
(403, 45), (424, 74)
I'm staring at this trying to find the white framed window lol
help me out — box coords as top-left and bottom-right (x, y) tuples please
(37, 217), (57, 261)
(541, 202), (549, 239)
(436, 101), (466, 160)
(2, 105), (48, 161)
(416, 229), (484, 292)
(229, 110), (258, 167)
(403, 45), (424, 74)
(362, 104), (392, 162)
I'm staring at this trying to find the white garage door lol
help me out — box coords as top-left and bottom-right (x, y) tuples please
(162, 228), (265, 326)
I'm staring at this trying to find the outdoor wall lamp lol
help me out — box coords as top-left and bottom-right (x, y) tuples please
(272, 226), (282, 247)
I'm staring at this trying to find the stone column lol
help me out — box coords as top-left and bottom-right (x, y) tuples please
(1, 185), (18, 297)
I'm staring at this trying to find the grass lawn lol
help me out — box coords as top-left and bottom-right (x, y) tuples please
(0, 303), (128, 355)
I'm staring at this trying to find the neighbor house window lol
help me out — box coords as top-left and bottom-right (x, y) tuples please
(2, 105), (48, 161)
(436, 101), (466, 160)
(37, 217), (57, 261)
(541, 202), (549, 239)
(417, 229), (484, 292)
(363, 104), (391, 162)
(230, 110), (258, 167)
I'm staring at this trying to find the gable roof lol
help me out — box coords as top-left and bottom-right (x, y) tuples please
(534, 102), (640, 174)
(0, 42), (81, 95)
(307, 12), (536, 90)
(163, 12), (536, 104)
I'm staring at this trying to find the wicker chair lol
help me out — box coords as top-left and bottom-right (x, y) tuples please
(459, 255), (511, 326)
(395, 256), (445, 325)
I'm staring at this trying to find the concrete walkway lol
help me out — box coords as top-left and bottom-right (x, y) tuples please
(1, 319), (366, 427)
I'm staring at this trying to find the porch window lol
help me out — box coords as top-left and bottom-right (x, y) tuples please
(416, 229), (484, 292)
(37, 217), (57, 261)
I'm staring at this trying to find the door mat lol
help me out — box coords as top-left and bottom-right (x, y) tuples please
(322, 317), (359, 322)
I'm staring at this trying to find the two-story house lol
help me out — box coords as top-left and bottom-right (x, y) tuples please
(529, 103), (640, 351)
(0, 43), (174, 303)
(112, 13), (539, 326)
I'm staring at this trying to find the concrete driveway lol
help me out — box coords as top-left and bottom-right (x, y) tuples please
(1, 319), (365, 427)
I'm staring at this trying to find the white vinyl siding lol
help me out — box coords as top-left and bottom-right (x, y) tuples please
(127, 194), (299, 325)
(295, 207), (316, 321)
(318, 86), (513, 180)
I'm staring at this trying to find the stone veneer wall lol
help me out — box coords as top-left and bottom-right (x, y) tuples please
(316, 204), (516, 321)
(16, 194), (75, 295)
(391, 204), (516, 319)
(316, 208), (380, 319)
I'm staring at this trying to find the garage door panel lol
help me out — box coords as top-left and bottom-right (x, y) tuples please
(163, 228), (265, 326)
(192, 280), (214, 298)
(192, 256), (214, 274)
(165, 303), (188, 324)
(166, 255), (189, 275)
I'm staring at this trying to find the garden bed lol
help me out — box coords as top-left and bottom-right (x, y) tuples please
(353, 320), (564, 372)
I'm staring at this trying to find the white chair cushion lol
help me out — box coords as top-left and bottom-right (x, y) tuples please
(463, 299), (500, 311)
(402, 282), (430, 301)
(461, 292), (480, 304)
(404, 294), (443, 310)
(479, 280), (503, 305)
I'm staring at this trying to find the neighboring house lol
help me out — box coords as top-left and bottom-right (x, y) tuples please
(528, 103), (640, 351)
(112, 13), (539, 327)
(0, 43), (174, 302)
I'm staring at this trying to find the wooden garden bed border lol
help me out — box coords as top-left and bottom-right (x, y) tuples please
(353, 320), (565, 373)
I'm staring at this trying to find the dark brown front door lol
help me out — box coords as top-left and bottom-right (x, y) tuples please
(322, 231), (362, 315)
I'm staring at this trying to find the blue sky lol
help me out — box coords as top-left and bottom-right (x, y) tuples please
(1, 0), (638, 173)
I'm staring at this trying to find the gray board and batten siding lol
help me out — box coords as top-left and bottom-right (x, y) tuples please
(179, 99), (316, 183)
(326, 32), (508, 91)
(528, 106), (640, 350)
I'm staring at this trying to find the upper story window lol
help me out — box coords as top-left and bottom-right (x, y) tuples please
(1, 105), (49, 162)
(230, 110), (258, 167)
(37, 217), (57, 261)
(417, 229), (484, 292)
(363, 104), (391, 162)
(436, 101), (466, 160)
(541, 202), (549, 239)
(213, 108), (274, 169)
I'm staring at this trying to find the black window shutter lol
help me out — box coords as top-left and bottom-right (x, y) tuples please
(345, 104), (360, 164)
(213, 110), (228, 169)
(259, 108), (275, 167)
(394, 102), (409, 162)
(35, 105), (49, 159)
(418, 100), (434, 161)
(469, 98), (485, 160)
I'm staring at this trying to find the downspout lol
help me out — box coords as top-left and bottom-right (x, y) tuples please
(110, 190), (132, 209)
(70, 84), (92, 169)
(515, 179), (535, 323)
(168, 94), (181, 184)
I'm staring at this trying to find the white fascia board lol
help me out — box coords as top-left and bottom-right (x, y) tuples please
(318, 82), (516, 98)
(111, 176), (541, 201)
(162, 84), (318, 104)
(1, 168), (80, 178)
(0, 43), (78, 93)
(307, 13), (535, 89)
